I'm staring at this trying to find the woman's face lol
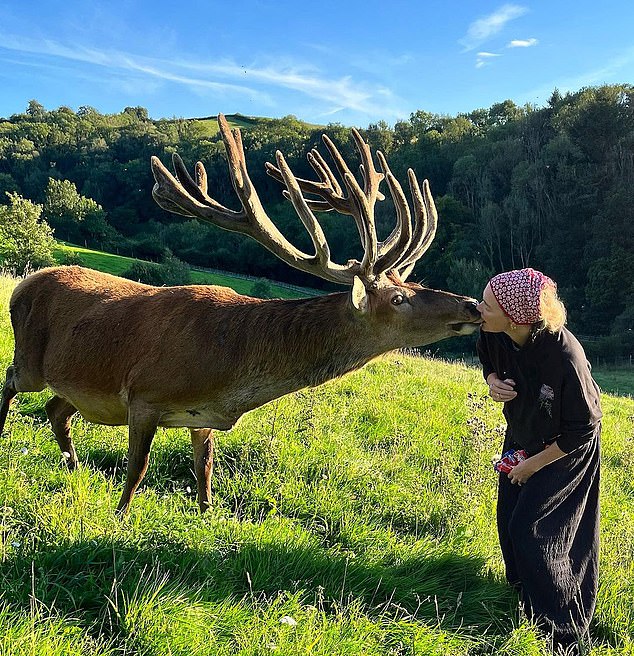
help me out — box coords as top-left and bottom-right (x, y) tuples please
(477, 284), (511, 332)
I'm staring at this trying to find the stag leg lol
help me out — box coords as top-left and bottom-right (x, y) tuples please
(0, 366), (17, 435)
(116, 405), (159, 515)
(45, 395), (79, 470)
(190, 428), (214, 513)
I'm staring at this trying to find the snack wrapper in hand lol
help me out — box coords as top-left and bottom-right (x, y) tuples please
(494, 449), (528, 474)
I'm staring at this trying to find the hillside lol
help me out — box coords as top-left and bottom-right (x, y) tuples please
(177, 113), (323, 135)
(0, 274), (632, 655)
(53, 243), (318, 299)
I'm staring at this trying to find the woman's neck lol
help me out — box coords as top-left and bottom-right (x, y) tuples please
(504, 324), (532, 347)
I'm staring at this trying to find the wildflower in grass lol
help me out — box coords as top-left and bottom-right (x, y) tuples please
(279, 615), (297, 626)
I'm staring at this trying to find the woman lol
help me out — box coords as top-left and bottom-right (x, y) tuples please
(476, 268), (602, 654)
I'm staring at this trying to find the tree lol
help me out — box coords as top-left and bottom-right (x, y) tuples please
(43, 178), (112, 245)
(0, 173), (20, 197)
(447, 258), (493, 299)
(25, 99), (47, 119)
(585, 249), (634, 333)
(0, 193), (55, 274)
(364, 121), (394, 154)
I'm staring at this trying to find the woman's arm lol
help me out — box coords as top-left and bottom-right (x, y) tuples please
(476, 333), (495, 381)
(477, 334), (518, 402)
(557, 358), (602, 453)
(507, 441), (567, 485)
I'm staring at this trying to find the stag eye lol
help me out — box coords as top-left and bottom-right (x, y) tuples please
(391, 294), (405, 306)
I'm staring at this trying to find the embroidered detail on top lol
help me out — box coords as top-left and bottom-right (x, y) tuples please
(539, 383), (554, 418)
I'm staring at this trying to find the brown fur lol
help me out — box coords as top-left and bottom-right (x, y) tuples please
(0, 265), (480, 513)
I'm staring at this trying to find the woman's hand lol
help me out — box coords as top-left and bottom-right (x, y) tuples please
(508, 441), (567, 485)
(508, 458), (538, 485)
(486, 374), (517, 403)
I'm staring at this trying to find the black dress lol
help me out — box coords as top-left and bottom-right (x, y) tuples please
(477, 327), (602, 652)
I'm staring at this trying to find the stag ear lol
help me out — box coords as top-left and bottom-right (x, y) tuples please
(350, 276), (368, 313)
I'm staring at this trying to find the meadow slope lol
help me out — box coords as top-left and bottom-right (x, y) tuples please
(0, 274), (632, 655)
(53, 243), (317, 299)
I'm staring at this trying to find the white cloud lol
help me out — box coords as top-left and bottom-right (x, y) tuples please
(0, 32), (405, 119)
(508, 38), (538, 48)
(176, 58), (404, 117)
(0, 33), (265, 99)
(476, 52), (502, 69)
(460, 4), (528, 51)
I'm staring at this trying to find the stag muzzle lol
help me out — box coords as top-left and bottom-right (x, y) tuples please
(447, 299), (482, 336)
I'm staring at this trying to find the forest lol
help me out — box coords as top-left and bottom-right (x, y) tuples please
(0, 85), (632, 358)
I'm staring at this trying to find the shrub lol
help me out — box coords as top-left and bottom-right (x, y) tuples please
(250, 278), (274, 299)
(60, 251), (83, 266)
(0, 193), (55, 275)
(122, 254), (191, 287)
(160, 253), (192, 285)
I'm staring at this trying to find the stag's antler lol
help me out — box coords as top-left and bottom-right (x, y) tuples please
(151, 114), (437, 286)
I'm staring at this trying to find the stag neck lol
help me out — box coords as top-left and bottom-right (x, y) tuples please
(219, 293), (385, 389)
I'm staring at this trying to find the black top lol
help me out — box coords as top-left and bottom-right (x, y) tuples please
(476, 327), (602, 455)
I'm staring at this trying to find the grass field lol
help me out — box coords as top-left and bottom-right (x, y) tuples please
(0, 274), (632, 655)
(189, 113), (323, 137)
(53, 243), (317, 299)
(156, 113), (322, 142)
(592, 368), (634, 399)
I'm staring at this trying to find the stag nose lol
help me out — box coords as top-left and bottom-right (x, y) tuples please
(464, 299), (481, 320)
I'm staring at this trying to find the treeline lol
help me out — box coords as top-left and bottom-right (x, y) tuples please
(0, 89), (632, 356)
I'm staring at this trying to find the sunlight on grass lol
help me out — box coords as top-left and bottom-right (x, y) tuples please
(53, 243), (315, 299)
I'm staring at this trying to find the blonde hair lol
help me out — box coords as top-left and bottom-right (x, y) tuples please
(539, 283), (567, 332)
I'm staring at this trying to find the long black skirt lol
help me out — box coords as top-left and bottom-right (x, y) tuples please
(497, 429), (600, 651)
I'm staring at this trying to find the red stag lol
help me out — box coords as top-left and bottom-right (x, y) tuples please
(0, 115), (481, 513)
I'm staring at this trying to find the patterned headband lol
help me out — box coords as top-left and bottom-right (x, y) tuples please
(488, 268), (555, 325)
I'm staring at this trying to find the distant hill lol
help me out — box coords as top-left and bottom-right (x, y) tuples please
(157, 112), (324, 137)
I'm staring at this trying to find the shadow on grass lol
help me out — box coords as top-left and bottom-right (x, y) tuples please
(0, 535), (516, 642)
(80, 438), (277, 498)
(81, 446), (127, 481)
(81, 442), (198, 490)
(0, 522), (621, 651)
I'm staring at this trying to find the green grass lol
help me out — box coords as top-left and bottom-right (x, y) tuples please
(593, 367), (634, 398)
(0, 274), (632, 654)
(53, 243), (317, 299)
(166, 113), (323, 139)
(192, 114), (265, 136)
(54, 243), (144, 276)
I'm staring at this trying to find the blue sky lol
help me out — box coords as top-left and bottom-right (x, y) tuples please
(1, 0), (633, 126)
